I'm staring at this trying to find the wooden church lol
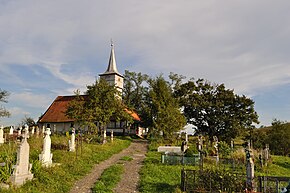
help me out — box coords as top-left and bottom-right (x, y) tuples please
(38, 44), (141, 135)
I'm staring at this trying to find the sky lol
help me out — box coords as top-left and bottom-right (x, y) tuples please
(1, 0), (290, 127)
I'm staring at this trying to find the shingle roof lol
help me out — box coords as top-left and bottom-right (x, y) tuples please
(38, 95), (141, 123)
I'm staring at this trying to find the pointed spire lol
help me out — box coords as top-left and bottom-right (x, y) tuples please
(105, 41), (119, 74)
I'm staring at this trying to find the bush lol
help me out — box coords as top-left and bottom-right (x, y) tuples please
(0, 143), (17, 183)
(184, 147), (198, 157)
(218, 141), (231, 158)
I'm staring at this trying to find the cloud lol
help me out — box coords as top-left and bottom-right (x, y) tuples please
(10, 92), (51, 109)
(1, 0), (290, 126)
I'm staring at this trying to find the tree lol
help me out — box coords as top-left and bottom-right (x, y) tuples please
(21, 115), (36, 127)
(0, 89), (10, 118)
(175, 79), (259, 142)
(266, 119), (290, 156)
(123, 70), (148, 113)
(66, 78), (133, 142)
(144, 75), (186, 139)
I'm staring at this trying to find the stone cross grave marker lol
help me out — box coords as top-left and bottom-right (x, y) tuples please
(9, 126), (14, 135)
(69, 128), (76, 152)
(42, 126), (45, 136)
(103, 129), (107, 144)
(35, 126), (40, 136)
(17, 127), (21, 136)
(24, 125), (29, 138)
(213, 136), (219, 164)
(10, 134), (33, 186)
(31, 126), (35, 135)
(39, 128), (53, 166)
(245, 145), (255, 191)
(0, 125), (4, 144)
(111, 131), (114, 142)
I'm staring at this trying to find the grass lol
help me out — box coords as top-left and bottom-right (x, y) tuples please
(92, 164), (124, 193)
(257, 155), (290, 177)
(0, 135), (131, 193)
(139, 150), (198, 193)
(120, 156), (133, 161)
(139, 141), (290, 193)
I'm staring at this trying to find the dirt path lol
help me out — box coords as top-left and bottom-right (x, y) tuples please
(69, 139), (148, 193)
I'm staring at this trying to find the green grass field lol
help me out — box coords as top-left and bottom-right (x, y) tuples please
(139, 142), (290, 193)
(0, 135), (131, 193)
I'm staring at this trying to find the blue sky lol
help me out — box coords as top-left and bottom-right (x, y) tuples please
(1, 0), (290, 127)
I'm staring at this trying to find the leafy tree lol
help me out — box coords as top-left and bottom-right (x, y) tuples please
(175, 79), (259, 142)
(123, 70), (148, 113)
(266, 119), (290, 156)
(66, 79), (133, 142)
(144, 75), (186, 139)
(0, 89), (10, 118)
(21, 115), (36, 127)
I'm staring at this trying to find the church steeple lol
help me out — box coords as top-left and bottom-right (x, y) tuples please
(99, 42), (124, 94)
(105, 42), (119, 74)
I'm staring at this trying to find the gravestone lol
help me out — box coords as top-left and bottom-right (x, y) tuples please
(213, 136), (219, 164)
(181, 140), (188, 153)
(103, 129), (107, 144)
(110, 131), (114, 142)
(39, 128), (53, 166)
(245, 146), (255, 191)
(263, 144), (270, 166)
(17, 127), (21, 136)
(185, 132), (188, 142)
(0, 125), (4, 144)
(24, 125), (29, 138)
(158, 146), (182, 154)
(35, 126), (40, 136)
(68, 128), (76, 152)
(42, 126), (45, 135)
(9, 126), (14, 135)
(10, 135), (33, 186)
(31, 126), (35, 135)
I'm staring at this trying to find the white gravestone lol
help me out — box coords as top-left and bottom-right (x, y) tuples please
(246, 147), (255, 190)
(31, 126), (35, 135)
(111, 131), (114, 142)
(158, 146), (182, 154)
(10, 135), (33, 186)
(42, 126), (45, 136)
(9, 126), (14, 135)
(39, 128), (53, 166)
(213, 136), (219, 164)
(24, 125), (29, 138)
(18, 128), (21, 136)
(0, 125), (4, 144)
(103, 128), (107, 144)
(35, 126), (40, 136)
(68, 128), (76, 152)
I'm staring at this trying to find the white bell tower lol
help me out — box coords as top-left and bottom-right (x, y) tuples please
(99, 42), (124, 94)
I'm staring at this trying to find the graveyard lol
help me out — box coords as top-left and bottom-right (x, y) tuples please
(139, 134), (290, 193)
(0, 125), (132, 192)
(0, 124), (289, 192)
(0, 42), (289, 192)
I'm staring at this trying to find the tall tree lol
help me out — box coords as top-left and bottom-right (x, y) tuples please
(123, 70), (148, 112)
(66, 79), (133, 142)
(144, 75), (186, 139)
(267, 119), (290, 156)
(175, 79), (259, 141)
(0, 89), (10, 118)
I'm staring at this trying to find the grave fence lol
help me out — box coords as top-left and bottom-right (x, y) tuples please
(181, 169), (290, 193)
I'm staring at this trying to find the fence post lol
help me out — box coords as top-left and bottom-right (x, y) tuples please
(181, 169), (186, 192)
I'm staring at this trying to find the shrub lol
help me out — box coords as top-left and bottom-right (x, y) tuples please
(218, 141), (231, 158)
(0, 143), (17, 183)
